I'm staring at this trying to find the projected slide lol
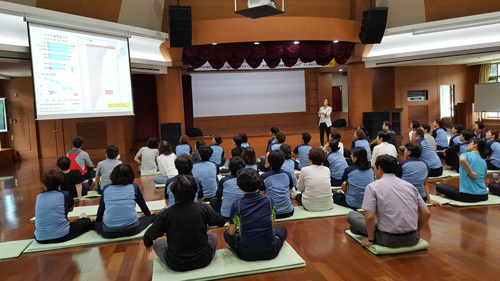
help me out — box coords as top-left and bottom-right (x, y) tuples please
(29, 23), (134, 120)
(0, 98), (7, 133)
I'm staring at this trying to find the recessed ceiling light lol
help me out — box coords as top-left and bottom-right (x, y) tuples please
(333, 40), (339, 43)
(212, 43), (217, 45)
(339, 69), (343, 71)
(254, 42), (260, 45)
(293, 41), (300, 44)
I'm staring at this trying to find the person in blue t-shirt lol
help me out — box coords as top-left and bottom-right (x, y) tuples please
(350, 129), (371, 162)
(432, 119), (448, 150)
(412, 129), (443, 177)
(278, 144), (298, 187)
(436, 138), (488, 202)
(260, 150), (294, 219)
(164, 155), (205, 207)
(239, 132), (250, 148)
(94, 164), (156, 238)
(191, 140), (206, 163)
(474, 121), (486, 139)
(267, 132), (285, 153)
(444, 128), (474, 172)
(396, 142), (441, 206)
(209, 135), (225, 167)
(224, 168), (287, 261)
(175, 135), (192, 157)
(332, 147), (374, 209)
(484, 129), (500, 170)
(449, 124), (463, 147)
(241, 147), (258, 170)
(293, 132), (312, 170)
(192, 145), (219, 200)
(209, 157), (246, 220)
(34, 169), (92, 243)
(324, 139), (348, 186)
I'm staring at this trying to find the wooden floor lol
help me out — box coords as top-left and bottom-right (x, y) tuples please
(1, 147), (500, 280)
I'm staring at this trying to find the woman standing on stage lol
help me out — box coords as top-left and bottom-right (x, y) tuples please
(318, 98), (332, 147)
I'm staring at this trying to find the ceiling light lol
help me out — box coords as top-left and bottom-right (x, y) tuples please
(212, 43), (217, 45)
(254, 42), (260, 45)
(333, 40), (339, 43)
(293, 41), (300, 45)
(339, 69), (343, 71)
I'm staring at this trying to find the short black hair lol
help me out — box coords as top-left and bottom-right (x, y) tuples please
(271, 127), (279, 134)
(461, 129), (475, 141)
(308, 148), (326, 165)
(43, 169), (64, 191)
(72, 136), (83, 148)
(301, 132), (311, 143)
(233, 135), (243, 147)
(241, 147), (256, 165)
(475, 121), (484, 129)
(421, 124), (431, 134)
(275, 132), (286, 143)
(214, 135), (223, 144)
(470, 138), (486, 154)
(374, 155), (398, 174)
(383, 121), (392, 129)
(147, 137), (157, 149)
(106, 145), (119, 159)
(330, 131), (341, 141)
(279, 143), (292, 159)
(435, 119), (445, 128)
(411, 120), (420, 129)
(198, 145), (213, 161)
(239, 133), (248, 143)
(195, 140), (206, 150)
(110, 164), (135, 185)
(328, 139), (340, 152)
(377, 130), (390, 142)
(175, 155), (193, 174)
(404, 142), (422, 158)
(237, 168), (262, 192)
(268, 150), (285, 170)
(229, 156), (246, 175)
(171, 175), (198, 204)
(56, 156), (71, 170)
(452, 124), (463, 134)
(415, 129), (424, 139)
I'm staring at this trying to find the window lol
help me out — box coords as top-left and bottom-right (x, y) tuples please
(483, 63), (500, 119)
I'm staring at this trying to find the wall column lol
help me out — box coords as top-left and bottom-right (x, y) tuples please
(156, 67), (185, 135)
(348, 62), (373, 127)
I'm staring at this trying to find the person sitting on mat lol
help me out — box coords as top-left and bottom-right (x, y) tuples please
(192, 145), (219, 200)
(421, 124), (437, 151)
(412, 129), (443, 177)
(95, 145), (122, 193)
(474, 121), (486, 139)
(293, 132), (313, 170)
(436, 138), (489, 203)
(94, 164), (156, 239)
(350, 129), (372, 162)
(209, 135), (225, 167)
(449, 124), (463, 147)
(443, 128), (474, 172)
(134, 137), (159, 175)
(57, 156), (88, 201)
(263, 132), (286, 171)
(432, 119), (448, 150)
(239, 132), (250, 148)
(483, 129), (500, 170)
(241, 147), (258, 170)
(191, 140), (205, 163)
(231, 135), (244, 158)
(330, 130), (345, 156)
(333, 147), (374, 209)
(153, 141), (178, 185)
(278, 144), (298, 187)
(67, 136), (96, 186)
(224, 168), (288, 261)
(370, 130), (398, 167)
(260, 150), (295, 219)
(143, 175), (226, 272)
(295, 148), (334, 212)
(396, 142), (441, 206)
(347, 155), (431, 248)
(34, 169), (92, 244)
(323, 139), (348, 187)
(164, 155), (204, 207)
(209, 157), (246, 220)
(175, 135), (192, 157)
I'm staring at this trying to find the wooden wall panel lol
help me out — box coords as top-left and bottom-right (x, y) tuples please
(372, 67), (395, 111)
(156, 67), (185, 135)
(36, 0), (123, 22)
(348, 62), (373, 127)
(424, 0), (500, 22)
(408, 104), (428, 124)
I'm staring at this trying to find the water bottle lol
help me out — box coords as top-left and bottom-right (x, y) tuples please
(493, 174), (499, 182)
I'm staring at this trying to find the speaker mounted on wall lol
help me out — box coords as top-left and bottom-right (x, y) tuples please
(359, 7), (388, 44)
(169, 6), (192, 48)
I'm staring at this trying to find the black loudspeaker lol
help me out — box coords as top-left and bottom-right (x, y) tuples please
(332, 119), (347, 128)
(359, 7), (388, 44)
(186, 127), (203, 137)
(363, 111), (389, 139)
(169, 6), (192, 47)
(161, 122), (181, 149)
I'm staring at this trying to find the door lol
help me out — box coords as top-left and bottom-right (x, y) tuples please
(37, 120), (65, 158)
(332, 86), (342, 111)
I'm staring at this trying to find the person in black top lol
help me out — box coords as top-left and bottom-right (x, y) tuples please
(57, 156), (88, 201)
(231, 135), (244, 157)
(143, 175), (226, 272)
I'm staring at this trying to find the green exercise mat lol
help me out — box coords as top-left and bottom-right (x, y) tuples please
(151, 241), (305, 281)
(0, 239), (33, 259)
(428, 169), (460, 179)
(155, 183), (165, 188)
(276, 205), (353, 222)
(30, 200), (166, 222)
(74, 190), (101, 200)
(0, 176), (14, 181)
(444, 194), (500, 206)
(24, 228), (149, 253)
(345, 230), (429, 255)
(141, 171), (163, 176)
(487, 170), (500, 174)
(426, 195), (451, 205)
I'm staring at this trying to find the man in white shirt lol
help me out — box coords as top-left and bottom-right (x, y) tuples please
(371, 131), (398, 166)
(421, 124), (437, 151)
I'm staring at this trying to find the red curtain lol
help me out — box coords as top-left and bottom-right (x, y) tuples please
(132, 74), (159, 139)
(184, 42), (355, 70)
(332, 86), (342, 111)
(182, 75), (194, 129)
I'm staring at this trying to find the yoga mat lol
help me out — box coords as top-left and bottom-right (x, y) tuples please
(345, 230), (429, 255)
(30, 200), (166, 222)
(141, 171), (163, 176)
(0, 239), (33, 259)
(24, 228), (149, 253)
(428, 169), (460, 179)
(151, 241), (305, 281)
(0, 176), (14, 181)
(444, 194), (500, 207)
(74, 190), (101, 200)
(155, 183), (165, 188)
(487, 170), (500, 174)
(276, 205), (353, 222)
(427, 196), (451, 205)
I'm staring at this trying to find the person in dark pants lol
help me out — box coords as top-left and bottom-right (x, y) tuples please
(443, 129), (474, 172)
(318, 98), (332, 146)
(224, 168), (288, 261)
(436, 138), (489, 202)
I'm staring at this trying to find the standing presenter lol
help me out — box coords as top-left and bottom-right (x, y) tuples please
(318, 98), (332, 147)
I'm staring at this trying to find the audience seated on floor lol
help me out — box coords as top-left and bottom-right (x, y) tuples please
(176, 135), (192, 157)
(67, 136), (96, 185)
(231, 135), (244, 158)
(432, 119), (448, 150)
(421, 124), (437, 151)
(371, 131), (398, 167)
(94, 164), (156, 239)
(34, 169), (93, 244)
(436, 138), (489, 203)
(192, 145), (219, 200)
(295, 148), (334, 212)
(323, 139), (348, 186)
(134, 137), (159, 174)
(143, 175), (226, 272)
(278, 144), (298, 187)
(412, 129), (443, 177)
(164, 155), (204, 207)
(241, 147), (258, 170)
(57, 156), (88, 200)
(209, 135), (226, 167)
(293, 132), (313, 170)
(350, 129), (372, 162)
(95, 145), (122, 193)
(191, 140), (205, 163)
(210, 157), (246, 220)
(224, 168), (288, 261)
(474, 121), (486, 139)
(444, 128), (474, 172)
(154, 141), (179, 185)
(330, 131), (345, 156)
(484, 129), (500, 170)
(382, 121), (398, 151)
(347, 155), (431, 248)
(333, 147), (374, 209)
(239, 132), (250, 148)
(260, 150), (295, 219)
